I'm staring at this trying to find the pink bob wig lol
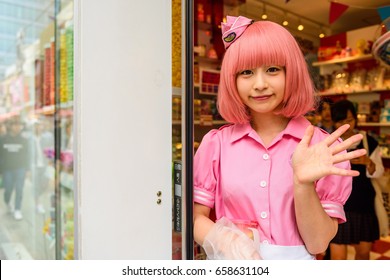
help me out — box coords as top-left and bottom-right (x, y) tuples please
(218, 20), (317, 124)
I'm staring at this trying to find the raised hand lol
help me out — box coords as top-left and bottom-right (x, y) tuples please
(292, 124), (367, 184)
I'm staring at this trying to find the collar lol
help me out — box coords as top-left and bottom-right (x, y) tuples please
(230, 116), (310, 143)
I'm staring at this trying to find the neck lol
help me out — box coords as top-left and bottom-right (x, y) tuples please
(250, 114), (291, 146)
(321, 119), (332, 128)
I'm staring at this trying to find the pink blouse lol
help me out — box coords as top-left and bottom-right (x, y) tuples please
(194, 116), (352, 246)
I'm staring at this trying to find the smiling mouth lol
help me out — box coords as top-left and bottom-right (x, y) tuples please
(251, 95), (272, 101)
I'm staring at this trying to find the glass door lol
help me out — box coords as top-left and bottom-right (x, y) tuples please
(171, 0), (183, 260)
(54, 0), (74, 260)
(172, 0), (196, 260)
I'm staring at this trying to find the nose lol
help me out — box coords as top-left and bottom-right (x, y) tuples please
(253, 72), (268, 90)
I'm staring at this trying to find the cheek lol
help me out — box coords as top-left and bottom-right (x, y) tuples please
(276, 73), (286, 90)
(236, 80), (249, 98)
(236, 79), (244, 92)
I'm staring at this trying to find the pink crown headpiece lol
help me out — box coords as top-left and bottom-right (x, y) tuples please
(221, 15), (254, 49)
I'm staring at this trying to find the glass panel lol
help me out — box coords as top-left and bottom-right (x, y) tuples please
(0, 0), (74, 260)
(55, 0), (74, 260)
(0, 0), (55, 260)
(192, 0), (225, 261)
(172, 0), (183, 260)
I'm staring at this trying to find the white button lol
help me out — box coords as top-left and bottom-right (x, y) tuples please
(260, 211), (267, 219)
(260, 180), (267, 187)
(262, 240), (269, 244)
(262, 153), (269, 160)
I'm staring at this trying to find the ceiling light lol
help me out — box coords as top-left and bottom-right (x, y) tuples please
(282, 12), (288, 26)
(261, 4), (268, 20)
(297, 20), (304, 31)
(319, 26), (325, 38)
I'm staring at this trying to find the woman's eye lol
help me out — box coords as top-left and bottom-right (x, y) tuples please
(266, 66), (281, 73)
(239, 70), (253, 75)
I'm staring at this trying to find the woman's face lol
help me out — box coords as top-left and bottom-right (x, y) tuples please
(236, 65), (286, 117)
(334, 110), (356, 138)
(321, 103), (332, 122)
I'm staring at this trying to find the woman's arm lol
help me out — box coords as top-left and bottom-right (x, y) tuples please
(292, 124), (366, 254)
(193, 203), (214, 246)
(293, 179), (338, 254)
(367, 146), (384, 178)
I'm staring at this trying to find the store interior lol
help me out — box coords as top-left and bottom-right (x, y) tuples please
(173, 0), (390, 260)
(0, 0), (389, 260)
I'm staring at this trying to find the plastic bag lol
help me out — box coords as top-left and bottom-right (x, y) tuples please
(202, 217), (261, 260)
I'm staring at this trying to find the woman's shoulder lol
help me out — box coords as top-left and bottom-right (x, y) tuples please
(200, 123), (246, 145)
(203, 123), (240, 136)
(310, 124), (349, 147)
(312, 124), (333, 139)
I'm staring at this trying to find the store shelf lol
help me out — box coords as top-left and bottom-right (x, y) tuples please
(358, 122), (390, 127)
(312, 54), (374, 66)
(195, 56), (221, 65)
(199, 92), (218, 96)
(197, 21), (212, 31)
(318, 88), (390, 96)
(41, 105), (55, 115)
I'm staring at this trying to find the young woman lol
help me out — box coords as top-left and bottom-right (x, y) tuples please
(193, 16), (366, 260)
(317, 97), (335, 134)
(330, 99), (384, 260)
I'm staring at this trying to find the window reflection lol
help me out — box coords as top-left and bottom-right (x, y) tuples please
(0, 0), (73, 260)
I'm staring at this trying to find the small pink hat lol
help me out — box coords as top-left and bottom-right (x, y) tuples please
(221, 15), (254, 49)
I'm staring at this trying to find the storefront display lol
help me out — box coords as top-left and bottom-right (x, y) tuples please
(0, 0), (74, 260)
(314, 25), (390, 159)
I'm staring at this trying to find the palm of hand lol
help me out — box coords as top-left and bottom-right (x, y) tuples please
(292, 138), (335, 183)
(292, 125), (366, 184)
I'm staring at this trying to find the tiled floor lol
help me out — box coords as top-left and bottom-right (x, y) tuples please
(366, 236), (390, 260)
(317, 235), (390, 260)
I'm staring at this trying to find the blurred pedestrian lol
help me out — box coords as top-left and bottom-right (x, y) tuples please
(0, 117), (30, 220)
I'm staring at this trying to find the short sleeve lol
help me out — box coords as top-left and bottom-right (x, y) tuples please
(312, 129), (352, 224)
(316, 159), (352, 224)
(193, 129), (221, 209)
